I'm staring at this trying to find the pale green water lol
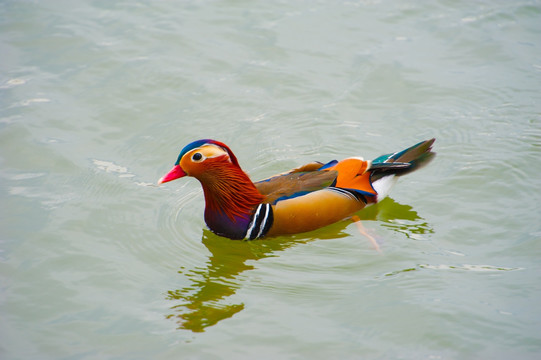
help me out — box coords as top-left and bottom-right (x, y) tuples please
(1, 1), (541, 359)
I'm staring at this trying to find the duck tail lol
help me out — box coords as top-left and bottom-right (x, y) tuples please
(370, 138), (436, 181)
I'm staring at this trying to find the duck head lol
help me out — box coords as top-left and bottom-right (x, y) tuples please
(158, 139), (240, 184)
(158, 139), (263, 239)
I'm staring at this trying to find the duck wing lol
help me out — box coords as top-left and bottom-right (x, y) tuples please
(254, 162), (338, 205)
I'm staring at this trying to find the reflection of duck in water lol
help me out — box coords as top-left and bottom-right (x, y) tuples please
(166, 229), (294, 332)
(166, 198), (433, 332)
(158, 139), (435, 240)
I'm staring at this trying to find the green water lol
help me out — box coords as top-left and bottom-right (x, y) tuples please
(1, 1), (541, 359)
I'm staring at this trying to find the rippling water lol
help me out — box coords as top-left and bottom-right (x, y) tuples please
(1, 1), (541, 359)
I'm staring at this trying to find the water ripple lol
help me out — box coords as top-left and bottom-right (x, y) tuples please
(419, 264), (524, 272)
(382, 263), (523, 278)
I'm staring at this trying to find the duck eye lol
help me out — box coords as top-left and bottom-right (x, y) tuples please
(192, 152), (203, 162)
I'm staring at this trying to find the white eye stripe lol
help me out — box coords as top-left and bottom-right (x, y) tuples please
(188, 145), (229, 162)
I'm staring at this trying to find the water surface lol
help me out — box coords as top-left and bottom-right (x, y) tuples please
(1, 1), (541, 359)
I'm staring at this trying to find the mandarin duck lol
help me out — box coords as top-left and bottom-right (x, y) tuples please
(158, 139), (435, 240)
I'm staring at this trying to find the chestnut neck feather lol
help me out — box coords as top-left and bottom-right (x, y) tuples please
(198, 160), (264, 222)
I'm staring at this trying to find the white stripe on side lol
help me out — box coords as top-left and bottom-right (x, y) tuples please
(244, 204), (272, 240)
(256, 204), (271, 239)
(244, 204), (263, 240)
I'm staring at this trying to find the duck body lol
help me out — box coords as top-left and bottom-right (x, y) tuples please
(159, 139), (435, 240)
